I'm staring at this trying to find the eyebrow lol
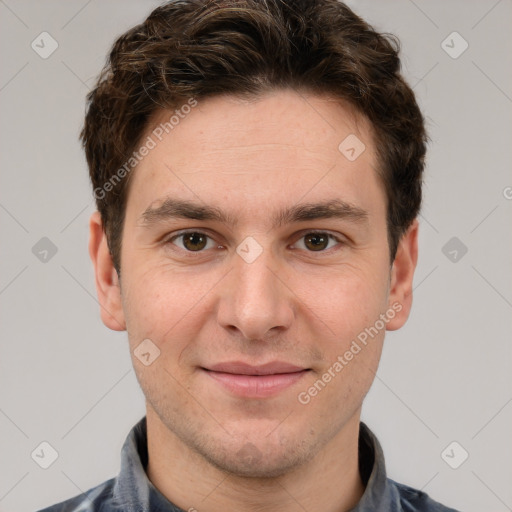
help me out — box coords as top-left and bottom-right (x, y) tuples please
(139, 197), (369, 229)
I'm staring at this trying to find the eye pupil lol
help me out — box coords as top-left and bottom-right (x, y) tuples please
(183, 232), (207, 251)
(177, 232), (333, 253)
(305, 233), (328, 251)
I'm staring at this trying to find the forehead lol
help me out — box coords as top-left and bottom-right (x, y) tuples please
(125, 90), (384, 224)
(148, 90), (373, 162)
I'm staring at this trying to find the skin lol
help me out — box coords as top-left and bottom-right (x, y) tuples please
(89, 89), (418, 512)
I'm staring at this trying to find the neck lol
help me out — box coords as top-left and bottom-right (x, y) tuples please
(146, 408), (365, 512)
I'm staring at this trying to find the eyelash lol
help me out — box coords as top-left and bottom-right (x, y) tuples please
(164, 230), (345, 256)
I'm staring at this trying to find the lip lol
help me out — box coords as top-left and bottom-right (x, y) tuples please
(207, 361), (305, 375)
(202, 361), (309, 398)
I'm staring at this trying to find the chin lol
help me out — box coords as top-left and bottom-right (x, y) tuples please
(203, 447), (306, 479)
(196, 431), (320, 479)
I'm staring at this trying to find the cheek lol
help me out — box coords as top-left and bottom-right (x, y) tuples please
(121, 265), (187, 348)
(303, 262), (390, 339)
(131, 360), (186, 421)
(123, 259), (193, 317)
(316, 264), (389, 393)
(121, 263), (224, 369)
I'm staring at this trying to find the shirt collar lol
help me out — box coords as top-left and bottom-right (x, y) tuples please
(351, 422), (397, 511)
(113, 416), (396, 511)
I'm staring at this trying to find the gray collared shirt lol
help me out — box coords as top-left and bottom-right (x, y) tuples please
(37, 417), (461, 512)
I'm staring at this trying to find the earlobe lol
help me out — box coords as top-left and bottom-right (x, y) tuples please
(88, 211), (126, 331)
(386, 219), (419, 331)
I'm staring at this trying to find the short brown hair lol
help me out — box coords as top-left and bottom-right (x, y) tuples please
(81, 0), (427, 273)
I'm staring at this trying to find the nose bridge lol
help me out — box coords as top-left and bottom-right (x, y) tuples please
(217, 238), (293, 340)
(235, 245), (276, 299)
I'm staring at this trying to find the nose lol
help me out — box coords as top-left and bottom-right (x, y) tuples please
(216, 243), (294, 342)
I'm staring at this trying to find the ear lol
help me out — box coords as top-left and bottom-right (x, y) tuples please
(88, 211), (126, 331)
(386, 219), (419, 331)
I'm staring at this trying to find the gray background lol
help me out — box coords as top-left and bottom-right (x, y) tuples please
(0, 1), (511, 511)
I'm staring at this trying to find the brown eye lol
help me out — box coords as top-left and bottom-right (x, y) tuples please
(304, 232), (330, 251)
(182, 232), (208, 251)
(170, 231), (215, 252)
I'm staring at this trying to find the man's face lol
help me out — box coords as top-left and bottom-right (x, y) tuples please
(93, 90), (416, 477)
